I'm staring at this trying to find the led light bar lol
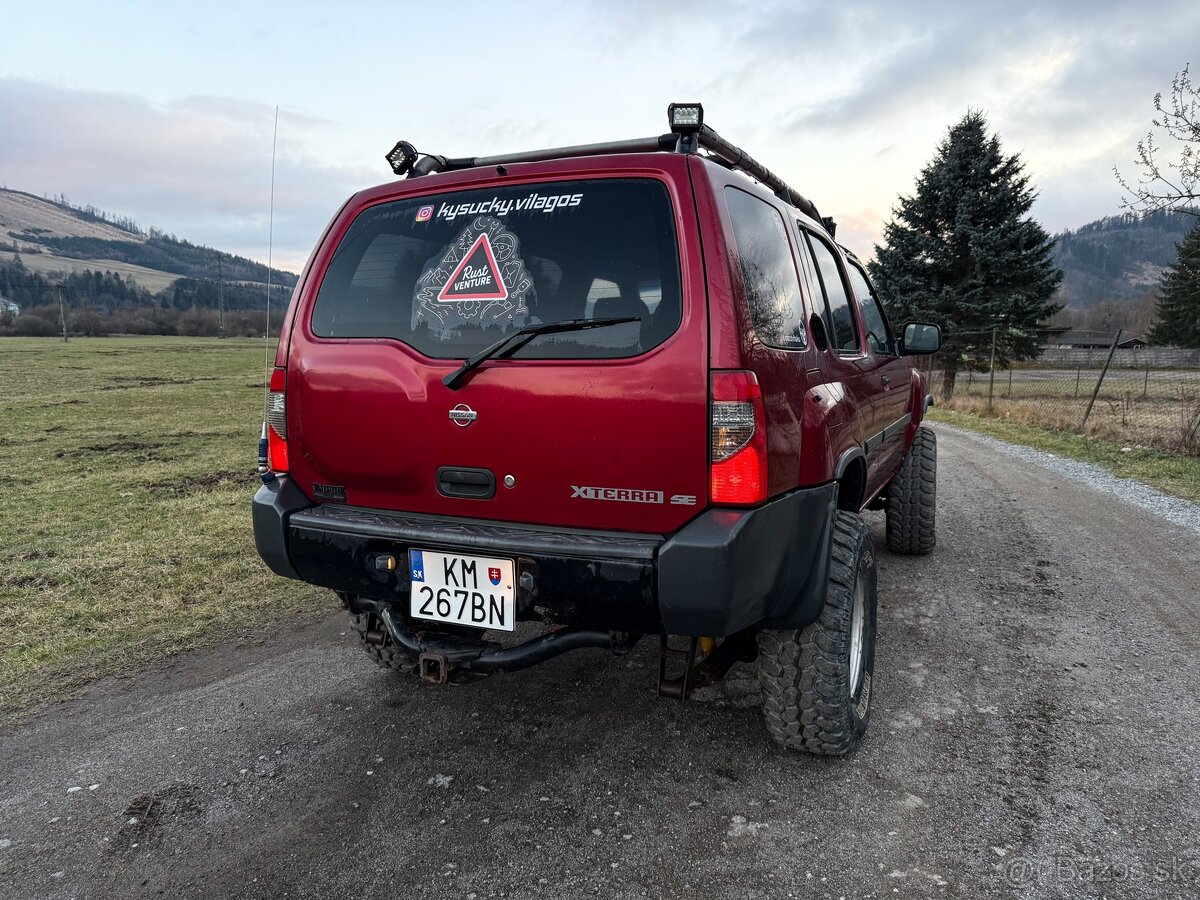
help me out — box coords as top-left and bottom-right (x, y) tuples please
(668, 103), (704, 133)
(385, 140), (418, 176)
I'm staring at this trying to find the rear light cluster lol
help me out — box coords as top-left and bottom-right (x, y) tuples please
(710, 370), (767, 505)
(267, 367), (289, 473)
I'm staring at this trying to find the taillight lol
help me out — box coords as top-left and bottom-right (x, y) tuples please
(710, 370), (767, 505)
(267, 367), (289, 473)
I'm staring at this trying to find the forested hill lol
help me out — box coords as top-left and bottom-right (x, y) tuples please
(0, 188), (297, 301)
(31, 233), (295, 288)
(1052, 209), (1197, 307)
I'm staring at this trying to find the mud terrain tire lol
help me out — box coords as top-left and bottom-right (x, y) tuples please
(885, 425), (937, 555)
(349, 612), (417, 676)
(758, 511), (878, 755)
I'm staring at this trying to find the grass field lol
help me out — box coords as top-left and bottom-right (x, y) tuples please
(931, 368), (1200, 454)
(928, 408), (1200, 502)
(0, 337), (330, 718)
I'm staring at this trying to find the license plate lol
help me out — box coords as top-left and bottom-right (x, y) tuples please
(408, 549), (516, 632)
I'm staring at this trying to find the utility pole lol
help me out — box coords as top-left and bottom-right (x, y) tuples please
(987, 326), (998, 410)
(58, 290), (68, 342)
(1082, 330), (1122, 428)
(217, 254), (226, 339)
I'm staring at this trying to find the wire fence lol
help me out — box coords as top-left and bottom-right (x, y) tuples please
(920, 333), (1200, 456)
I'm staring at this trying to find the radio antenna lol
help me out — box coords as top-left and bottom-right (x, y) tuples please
(258, 105), (280, 480)
(263, 105), (279, 400)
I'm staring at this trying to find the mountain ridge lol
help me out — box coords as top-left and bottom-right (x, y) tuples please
(1051, 208), (1197, 309)
(0, 188), (297, 303)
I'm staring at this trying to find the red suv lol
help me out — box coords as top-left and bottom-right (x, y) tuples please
(253, 104), (941, 755)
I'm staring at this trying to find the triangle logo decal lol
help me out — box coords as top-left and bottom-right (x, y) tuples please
(437, 232), (509, 302)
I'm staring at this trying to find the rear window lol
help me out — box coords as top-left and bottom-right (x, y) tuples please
(311, 178), (682, 359)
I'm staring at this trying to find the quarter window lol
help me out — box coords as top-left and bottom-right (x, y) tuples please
(805, 233), (859, 353)
(724, 188), (807, 349)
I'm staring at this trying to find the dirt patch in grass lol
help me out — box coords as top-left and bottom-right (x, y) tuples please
(55, 440), (165, 459)
(146, 470), (248, 495)
(0, 548), (59, 562)
(0, 436), (46, 446)
(101, 375), (218, 391)
(2, 572), (63, 589)
(109, 375), (217, 383)
(17, 548), (58, 561)
(162, 429), (236, 439)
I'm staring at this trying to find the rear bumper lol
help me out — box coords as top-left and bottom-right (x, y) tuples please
(253, 477), (837, 636)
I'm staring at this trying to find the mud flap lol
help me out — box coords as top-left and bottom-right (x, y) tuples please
(657, 482), (838, 636)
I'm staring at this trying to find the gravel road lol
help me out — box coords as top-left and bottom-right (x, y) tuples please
(2, 425), (1198, 899)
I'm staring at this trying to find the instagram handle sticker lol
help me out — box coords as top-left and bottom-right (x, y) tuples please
(415, 205), (434, 223)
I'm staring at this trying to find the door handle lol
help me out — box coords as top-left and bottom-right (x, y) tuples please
(436, 466), (496, 500)
(881, 375), (891, 386)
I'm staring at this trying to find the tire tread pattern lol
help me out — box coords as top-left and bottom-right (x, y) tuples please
(885, 425), (937, 555)
(349, 612), (416, 676)
(758, 511), (873, 756)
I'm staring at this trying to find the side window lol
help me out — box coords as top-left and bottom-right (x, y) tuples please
(846, 262), (894, 356)
(724, 188), (807, 349)
(804, 233), (859, 353)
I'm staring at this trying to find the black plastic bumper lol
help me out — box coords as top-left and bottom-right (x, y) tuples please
(657, 483), (838, 634)
(252, 477), (838, 636)
(252, 476), (309, 581)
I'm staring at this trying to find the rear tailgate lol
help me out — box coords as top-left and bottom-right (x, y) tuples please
(284, 158), (709, 534)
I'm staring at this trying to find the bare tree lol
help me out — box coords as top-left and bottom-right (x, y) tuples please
(1117, 65), (1200, 217)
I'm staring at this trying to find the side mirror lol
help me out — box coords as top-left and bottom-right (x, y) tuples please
(900, 322), (941, 355)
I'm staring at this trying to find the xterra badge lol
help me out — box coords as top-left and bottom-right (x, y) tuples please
(570, 485), (664, 504)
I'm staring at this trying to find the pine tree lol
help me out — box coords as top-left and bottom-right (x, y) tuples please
(869, 112), (1063, 398)
(1149, 222), (1200, 346)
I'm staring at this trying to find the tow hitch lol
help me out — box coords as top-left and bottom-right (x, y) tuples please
(419, 653), (450, 685)
(375, 607), (640, 681)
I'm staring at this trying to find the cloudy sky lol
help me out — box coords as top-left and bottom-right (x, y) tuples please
(2, 0), (1196, 272)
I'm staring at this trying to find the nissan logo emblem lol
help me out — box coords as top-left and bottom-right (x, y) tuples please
(449, 404), (477, 427)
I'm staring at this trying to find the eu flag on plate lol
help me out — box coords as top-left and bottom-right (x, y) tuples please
(409, 549), (424, 582)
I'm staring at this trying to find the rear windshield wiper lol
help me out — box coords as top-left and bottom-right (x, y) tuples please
(443, 316), (640, 390)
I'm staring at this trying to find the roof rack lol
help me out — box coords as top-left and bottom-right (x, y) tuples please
(385, 103), (834, 237)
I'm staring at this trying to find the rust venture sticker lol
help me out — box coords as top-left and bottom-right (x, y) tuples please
(413, 216), (532, 332)
(437, 232), (508, 302)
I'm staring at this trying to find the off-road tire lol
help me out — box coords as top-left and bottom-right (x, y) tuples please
(757, 511), (878, 755)
(349, 611), (417, 676)
(885, 425), (936, 555)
